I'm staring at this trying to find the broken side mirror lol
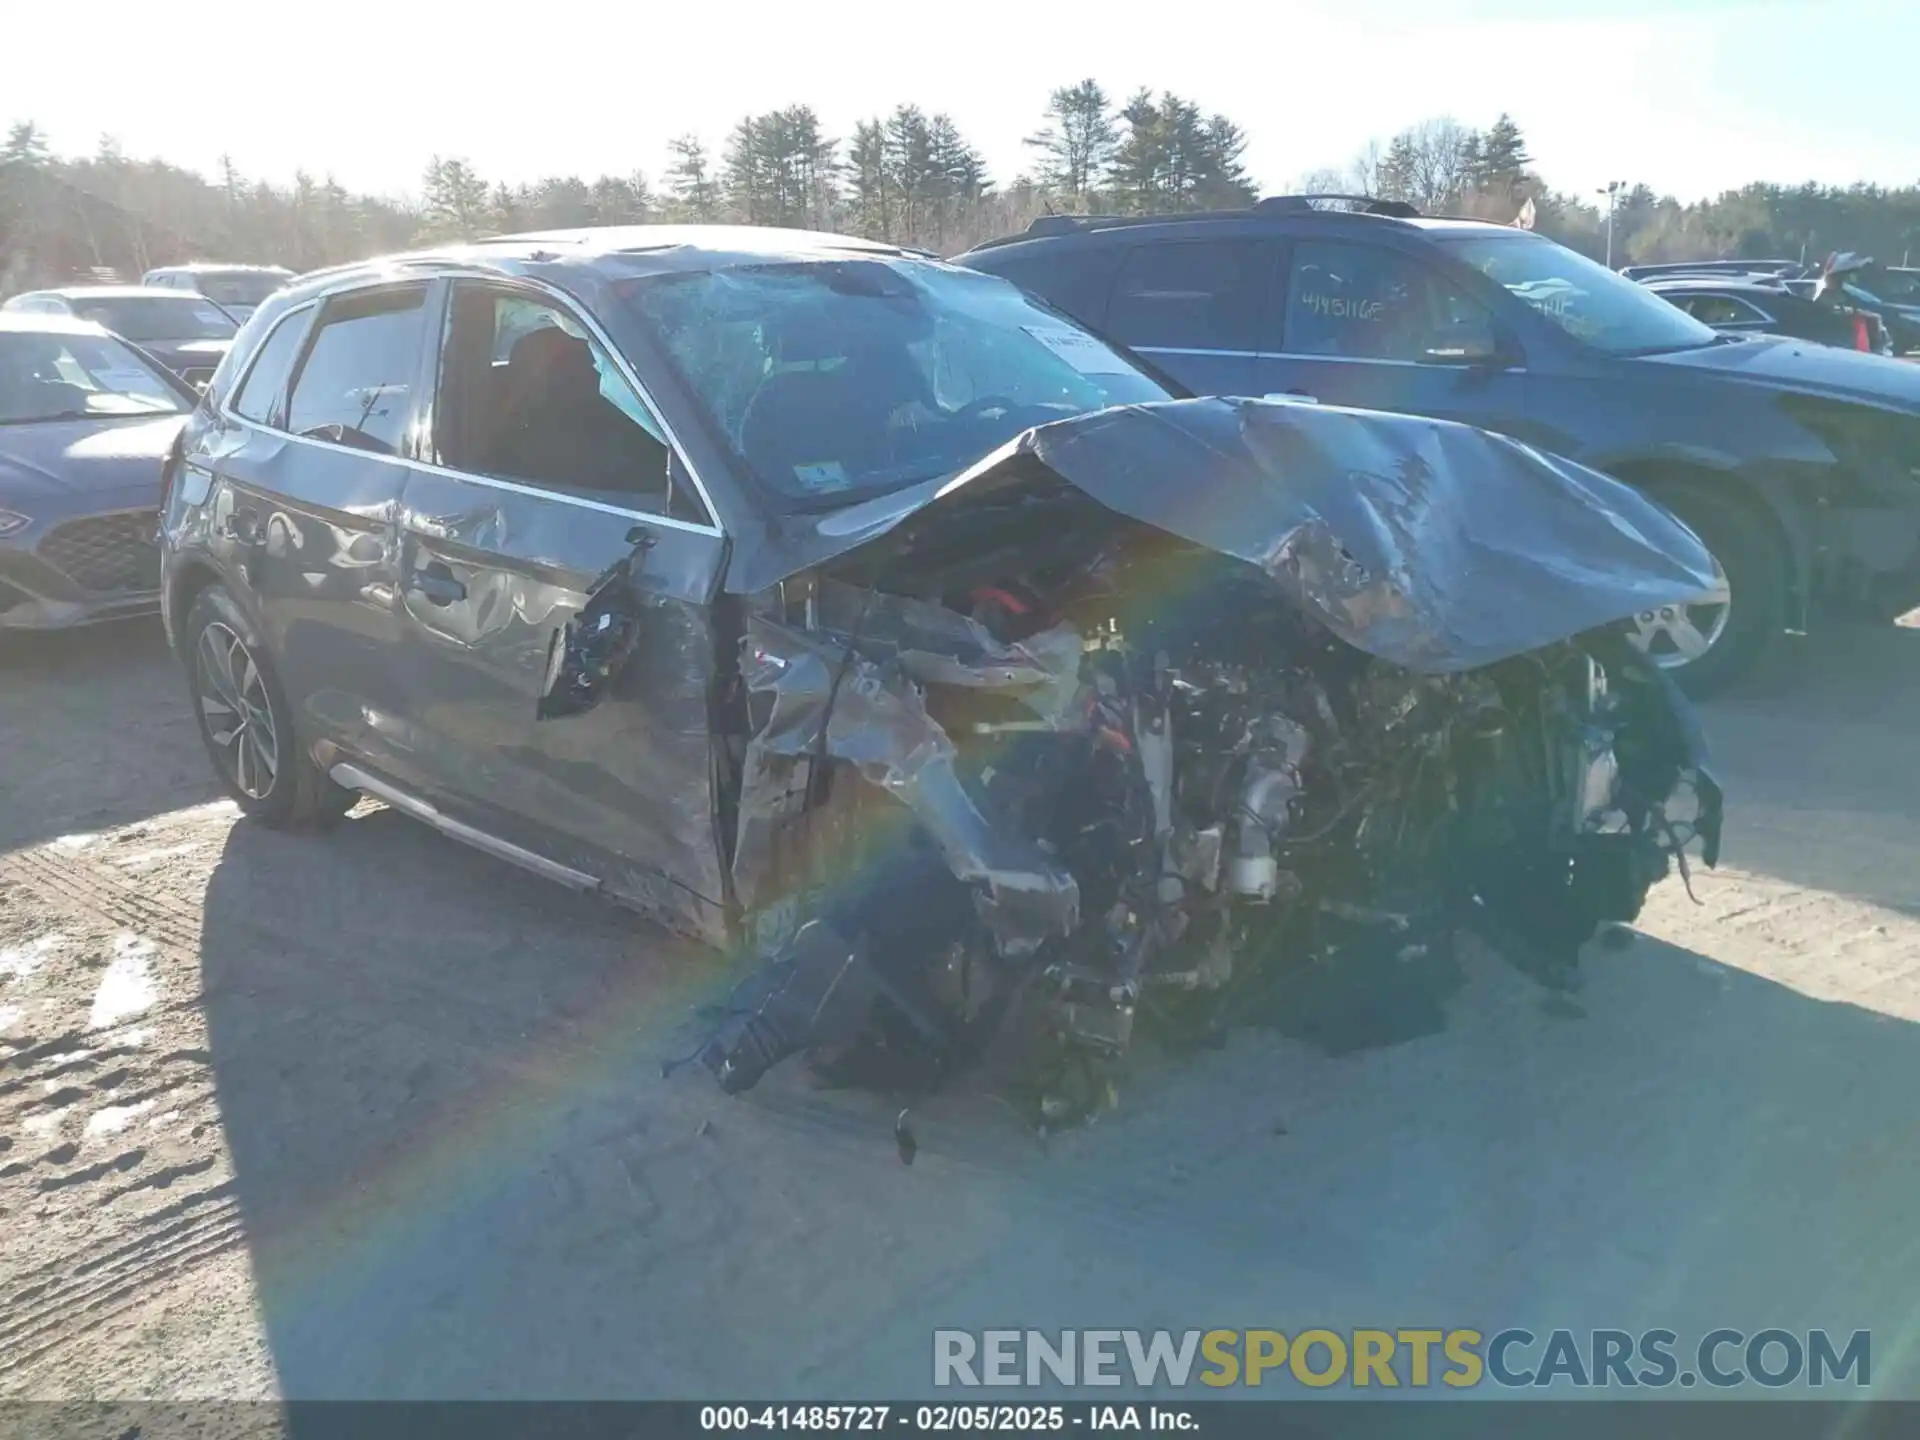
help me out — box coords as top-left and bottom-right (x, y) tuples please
(535, 528), (655, 720)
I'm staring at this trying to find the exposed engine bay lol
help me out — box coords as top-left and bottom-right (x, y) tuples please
(699, 466), (1722, 1125)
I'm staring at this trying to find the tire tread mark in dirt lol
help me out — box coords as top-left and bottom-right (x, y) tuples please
(0, 844), (244, 1387)
(5, 1031), (115, 1069)
(0, 1184), (236, 1316)
(36, 1147), (146, 1191)
(98, 1153), (219, 1203)
(0, 1060), (100, 1097)
(0, 1185), (244, 1381)
(0, 1221), (247, 1380)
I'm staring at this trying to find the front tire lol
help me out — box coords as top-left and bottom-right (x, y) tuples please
(1630, 486), (1786, 698)
(183, 584), (351, 828)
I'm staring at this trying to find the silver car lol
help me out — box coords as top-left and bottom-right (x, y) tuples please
(1, 286), (238, 389)
(0, 312), (195, 630)
(141, 263), (297, 325)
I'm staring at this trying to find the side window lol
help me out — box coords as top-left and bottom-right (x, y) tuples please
(285, 286), (428, 455)
(230, 308), (312, 425)
(1281, 241), (1499, 363)
(434, 282), (682, 512)
(1107, 240), (1269, 354)
(1685, 294), (1766, 326)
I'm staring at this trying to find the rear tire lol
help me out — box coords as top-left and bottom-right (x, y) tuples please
(183, 584), (351, 829)
(1633, 485), (1786, 698)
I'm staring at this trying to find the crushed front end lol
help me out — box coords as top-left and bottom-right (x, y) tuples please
(700, 399), (1724, 1122)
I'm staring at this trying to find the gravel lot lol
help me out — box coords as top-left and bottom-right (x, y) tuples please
(3, 616), (1920, 1402)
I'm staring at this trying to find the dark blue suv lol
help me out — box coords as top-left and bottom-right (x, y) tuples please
(957, 199), (1920, 693)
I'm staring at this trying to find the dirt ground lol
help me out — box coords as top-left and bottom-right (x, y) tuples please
(3, 616), (1920, 1403)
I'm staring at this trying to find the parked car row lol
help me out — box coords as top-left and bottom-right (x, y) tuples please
(141, 263), (297, 323)
(1639, 275), (1892, 354)
(2, 286), (240, 389)
(1622, 255), (1920, 355)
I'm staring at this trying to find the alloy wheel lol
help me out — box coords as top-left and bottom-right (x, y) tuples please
(195, 620), (280, 800)
(1626, 562), (1733, 669)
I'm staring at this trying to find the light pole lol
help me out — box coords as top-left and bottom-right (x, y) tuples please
(1597, 180), (1625, 268)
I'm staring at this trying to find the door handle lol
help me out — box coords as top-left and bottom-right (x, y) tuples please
(408, 562), (467, 606)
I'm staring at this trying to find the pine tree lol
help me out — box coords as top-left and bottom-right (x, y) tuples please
(422, 156), (490, 238)
(1195, 113), (1255, 209)
(531, 176), (594, 228)
(2, 121), (51, 167)
(488, 182), (526, 235)
(1023, 80), (1116, 205)
(1476, 113), (1532, 197)
(884, 105), (937, 239)
(1109, 89), (1168, 213)
(664, 134), (720, 222)
(847, 119), (893, 239)
(926, 114), (989, 243)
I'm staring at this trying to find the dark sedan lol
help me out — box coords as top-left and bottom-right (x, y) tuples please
(1, 286), (238, 388)
(1643, 276), (1892, 354)
(1, 312), (195, 630)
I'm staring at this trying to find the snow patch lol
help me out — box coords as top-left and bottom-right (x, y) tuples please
(50, 832), (102, 852)
(1, 932), (67, 983)
(85, 1100), (155, 1137)
(107, 843), (204, 871)
(0, 1002), (21, 1034)
(24, 1109), (68, 1139)
(87, 934), (159, 1030)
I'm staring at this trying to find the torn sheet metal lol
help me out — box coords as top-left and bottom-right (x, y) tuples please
(729, 397), (1720, 675)
(731, 604), (1080, 950)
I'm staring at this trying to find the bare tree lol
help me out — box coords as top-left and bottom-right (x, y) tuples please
(1375, 118), (1474, 212)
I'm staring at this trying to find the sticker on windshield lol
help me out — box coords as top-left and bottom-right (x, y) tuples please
(792, 461), (851, 493)
(193, 306), (230, 326)
(96, 368), (156, 392)
(1022, 325), (1134, 375)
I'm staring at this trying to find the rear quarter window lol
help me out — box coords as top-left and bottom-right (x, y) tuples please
(231, 307), (313, 426)
(978, 246), (1123, 331)
(1107, 239), (1270, 354)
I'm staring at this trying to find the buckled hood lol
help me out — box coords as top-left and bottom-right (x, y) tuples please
(731, 397), (1720, 675)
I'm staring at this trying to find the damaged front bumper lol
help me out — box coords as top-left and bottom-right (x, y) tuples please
(695, 399), (1726, 1119)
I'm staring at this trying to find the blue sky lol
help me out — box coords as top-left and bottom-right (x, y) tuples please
(9, 0), (1915, 203)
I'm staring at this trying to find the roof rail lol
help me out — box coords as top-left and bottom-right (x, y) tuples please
(1256, 193), (1421, 218)
(1023, 213), (1129, 237)
(961, 194), (1423, 254)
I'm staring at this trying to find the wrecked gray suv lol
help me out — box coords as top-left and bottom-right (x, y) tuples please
(159, 226), (1722, 1121)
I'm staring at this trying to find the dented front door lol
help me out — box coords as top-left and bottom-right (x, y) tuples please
(389, 469), (730, 935)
